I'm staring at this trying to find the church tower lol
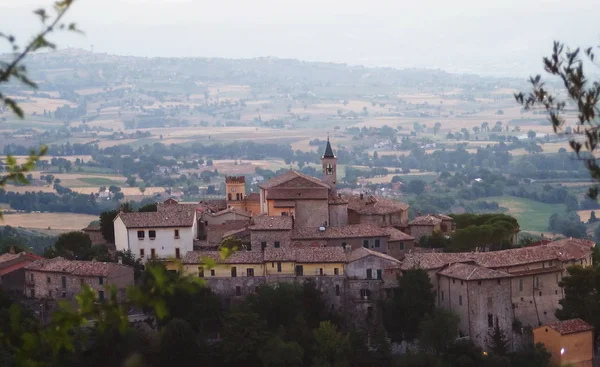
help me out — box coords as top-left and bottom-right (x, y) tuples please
(321, 137), (337, 191)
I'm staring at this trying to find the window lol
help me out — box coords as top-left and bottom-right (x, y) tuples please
(535, 276), (540, 288)
(235, 286), (241, 296)
(99, 277), (104, 285)
(137, 230), (145, 239)
(98, 291), (104, 302)
(341, 242), (347, 248)
(150, 248), (156, 259)
(210, 269), (215, 277)
(277, 262), (282, 273)
(247, 268), (254, 277)
(295, 265), (304, 276)
(360, 289), (371, 300)
(374, 239), (380, 248)
(326, 163), (333, 175)
(367, 306), (373, 319)
(261, 242), (267, 250)
(519, 279), (523, 292)
(228, 193), (232, 200)
(198, 267), (204, 277)
(478, 281), (482, 286)
(488, 314), (494, 328)
(80, 278), (84, 286)
(274, 241), (280, 248)
(334, 268), (339, 275)
(30, 289), (34, 298)
(441, 291), (444, 301)
(174, 229), (180, 239)
(149, 230), (156, 240)
(319, 268), (324, 276)
(61, 276), (66, 289)
(363, 240), (369, 248)
(377, 269), (383, 280)
(140, 249), (145, 258)
(460, 280), (464, 285)
(366, 269), (372, 279)
(46, 276), (51, 284)
(539, 291), (542, 297)
(399, 242), (405, 250)
(336, 284), (340, 296)
(281, 212), (287, 216)
(175, 248), (181, 259)
(236, 193), (241, 200)
(231, 267), (237, 278)
(62, 291), (66, 298)
(452, 279), (455, 284)
(497, 279), (501, 285)
(459, 295), (463, 306)
(30, 273), (33, 282)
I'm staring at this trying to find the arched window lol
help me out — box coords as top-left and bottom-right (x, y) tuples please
(326, 163), (333, 175)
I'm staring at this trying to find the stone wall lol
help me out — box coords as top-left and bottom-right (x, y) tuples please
(346, 255), (396, 280)
(295, 200), (329, 228)
(329, 203), (348, 226)
(388, 239), (415, 259)
(511, 271), (563, 328)
(250, 229), (292, 250)
(407, 224), (434, 242)
(24, 267), (133, 304)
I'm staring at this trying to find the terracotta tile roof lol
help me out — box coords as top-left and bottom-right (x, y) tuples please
(294, 247), (346, 263)
(157, 202), (199, 213)
(383, 227), (414, 242)
(25, 257), (131, 277)
(249, 214), (293, 231)
(266, 188), (329, 200)
(258, 170), (329, 189)
(205, 207), (252, 218)
(328, 193), (348, 205)
(0, 253), (21, 264)
(292, 224), (389, 240)
(438, 263), (512, 281)
(544, 319), (594, 335)
(206, 221), (248, 245)
(410, 215), (442, 226)
(117, 209), (196, 228)
(264, 247), (295, 262)
(245, 192), (260, 201)
(401, 238), (595, 270)
(197, 199), (227, 212)
(182, 250), (263, 264)
(346, 247), (402, 264)
(345, 194), (409, 215)
(433, 214), (454, 221)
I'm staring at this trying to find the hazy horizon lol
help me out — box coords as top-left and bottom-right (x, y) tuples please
(1, 0), (599, 78)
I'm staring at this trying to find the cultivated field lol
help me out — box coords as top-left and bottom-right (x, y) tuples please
(0, 212), (99, 231)
(486, 196), (566, 233)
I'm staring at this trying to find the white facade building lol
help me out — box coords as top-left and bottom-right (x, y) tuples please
(114, 204), (198, 262)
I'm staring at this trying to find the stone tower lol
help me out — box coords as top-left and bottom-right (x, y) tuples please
(321, 137), (337, 191)
(225, 176), (246, 209)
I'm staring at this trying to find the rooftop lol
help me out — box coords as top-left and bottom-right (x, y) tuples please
(438, 263), (512, 281)
(401, 238), (595, 270)
(117, 209), (196, 228)
(345, 194), (409, 215)
(258, 170), (329, 190)
(25, 257), (131, 276)
(249, 214), (293, 231)
(294, 247), (346, 263)
(183, 250), (263, 264)
(323, 138), (335, 159)
(346, 247), (402, 264)
(382, 227), (414, 242)
(544, 318), (594, 335)
(291, 224), (390, 240)
(410, 214), (443, 226)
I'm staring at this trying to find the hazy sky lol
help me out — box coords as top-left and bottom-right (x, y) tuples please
(1, 0), (599, 77)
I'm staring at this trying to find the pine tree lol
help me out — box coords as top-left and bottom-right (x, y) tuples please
(487, 323), (510, 356)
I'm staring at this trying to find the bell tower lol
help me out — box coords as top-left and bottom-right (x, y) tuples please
(225, 176), (246, 210)
(321, 136), (337, 191)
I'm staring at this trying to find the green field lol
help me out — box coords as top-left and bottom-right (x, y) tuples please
(485, 196), (566, 232)
(78, 177), (123, 186)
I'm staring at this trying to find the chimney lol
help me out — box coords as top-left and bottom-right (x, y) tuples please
(360, 193), (364, 200)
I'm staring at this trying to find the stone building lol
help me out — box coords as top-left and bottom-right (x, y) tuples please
(345, 194), (409, 228)
(24, 257), (133, 303)
(0, 250), (44, 294)
(225, 176), (260, 215)
(400, 238), (595, 350)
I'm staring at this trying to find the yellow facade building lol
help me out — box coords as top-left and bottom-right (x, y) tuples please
(533, 318), (594, 367)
